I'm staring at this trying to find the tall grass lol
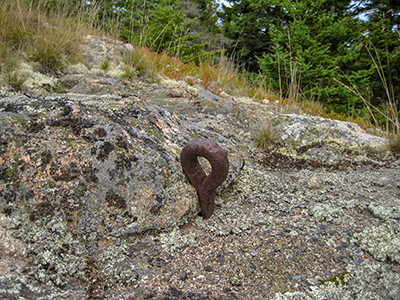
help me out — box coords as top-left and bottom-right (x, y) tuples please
(140, 47), (257, 97)
(333, 41), (400, 153)
(0, 0), (102, 73)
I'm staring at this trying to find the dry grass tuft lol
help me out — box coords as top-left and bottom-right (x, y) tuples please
(1, 59), (31, 90)
(122, 47), (153, 77)
(388, 133), (400, 154)
(255, 119), (275, 148)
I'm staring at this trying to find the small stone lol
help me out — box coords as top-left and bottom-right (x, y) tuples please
(229, 276), (242, 286)
(124, 43), (135, 51)
(179, 270), (188, 281)
(354, 257), (363, 265)
(308, 175), (321, 189)
(170, 287), (183, 297)
(249, 250), (258, 257)
(204, 265), (213, 272)
(378, 177), (390, 186)
(334, 257), (342, 263)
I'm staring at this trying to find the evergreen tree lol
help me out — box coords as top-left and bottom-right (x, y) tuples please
(258, 0), (366, 112)
(143, 0), (200, 57)
(218, 0), (285, 71)
(180, 0), (228, 53)
(354, 0), (400, 121)
(112, 0), (222, 62)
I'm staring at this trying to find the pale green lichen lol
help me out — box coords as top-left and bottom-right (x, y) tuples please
(106, 62), (128, 78)
(141, 122), (166, 142)
(153, 226), (196, 252)
(320, 272), (352, 288)
(22, 63), (58, 91)
(1, 214), (23, 229)
(65, 63), (90, 74)
(356, 224), (400, 263)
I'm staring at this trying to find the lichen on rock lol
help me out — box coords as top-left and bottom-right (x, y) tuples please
(1, 35), (399, 300)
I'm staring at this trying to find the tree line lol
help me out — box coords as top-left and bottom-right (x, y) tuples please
(219, 0), (399, 128)
(32, 0), (399, 129)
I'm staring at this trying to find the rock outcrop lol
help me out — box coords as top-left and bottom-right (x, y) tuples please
(0, 35), (399, 299)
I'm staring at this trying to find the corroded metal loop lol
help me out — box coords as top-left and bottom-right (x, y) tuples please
(180, 138), (229, 218)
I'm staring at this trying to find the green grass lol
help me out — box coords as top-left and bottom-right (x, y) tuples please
(122, 64), (137, 79)
(101, 57), (111, 71)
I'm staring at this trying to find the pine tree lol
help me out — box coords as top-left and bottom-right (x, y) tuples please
(218, 0), (285, 71)
(257, 0), (372, 113)
(354, 0), (400, 122)
(180, 0), (228, 54)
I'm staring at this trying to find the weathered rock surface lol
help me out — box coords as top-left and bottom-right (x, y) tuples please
(0, 35), (399, 299)
(0, 93), (244, 234)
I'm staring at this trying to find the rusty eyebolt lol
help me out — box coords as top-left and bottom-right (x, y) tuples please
(180, 139), (229, 218)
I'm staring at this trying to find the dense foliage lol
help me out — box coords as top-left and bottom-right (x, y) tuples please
(94, 0), (225, 62)
(218, 0), (399, 130)
(257, 0), (365, 111)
